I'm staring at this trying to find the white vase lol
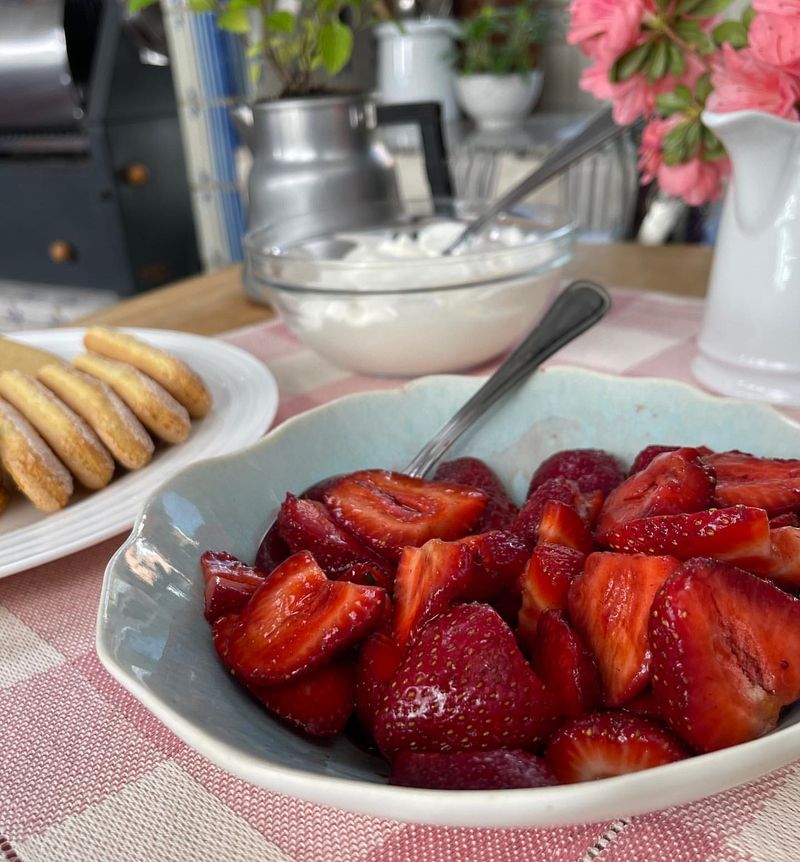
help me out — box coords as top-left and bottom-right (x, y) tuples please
(455, 72), (543, 130)
(375, 19), (460, 122)
(693, 110), (800, 406)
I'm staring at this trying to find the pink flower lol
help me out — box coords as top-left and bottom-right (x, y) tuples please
(568, 0), (652, 61)
(638, 117), (681, 183)
(754, 0), (800, 15)
(749, 11), (800, 74)
(708, 44), (800, 119)
(580, 53), (704, 124)
(638, 117), (731, 206)
(657, 156), (731, 206)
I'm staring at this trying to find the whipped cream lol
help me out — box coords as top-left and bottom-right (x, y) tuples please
(336, 220), (530, 262)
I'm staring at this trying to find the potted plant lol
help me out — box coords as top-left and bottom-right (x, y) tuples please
(128, 0), (419, 235)
(567, 0), (800, 405)
(453, 1), (548, 129)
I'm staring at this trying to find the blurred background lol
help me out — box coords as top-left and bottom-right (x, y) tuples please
(0, 0), (710, 330)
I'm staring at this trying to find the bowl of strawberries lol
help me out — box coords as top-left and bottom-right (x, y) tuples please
(97, 367), (800, 827)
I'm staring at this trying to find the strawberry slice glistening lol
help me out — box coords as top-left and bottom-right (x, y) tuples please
(649, 557), (800, 753)
(222, 550), (388, 685)
(545, 711), (687, 784)
(704, 450), (800, 515)
(595, 447), (714, 541)
(568, 552), (680, 707)
(323, 470), (487, 561)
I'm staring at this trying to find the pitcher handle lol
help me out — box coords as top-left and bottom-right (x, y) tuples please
(375, 102), (454, 201)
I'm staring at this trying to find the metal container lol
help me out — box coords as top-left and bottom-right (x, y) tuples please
(0, 0), (88, 132)
(241, 95), (453, 239)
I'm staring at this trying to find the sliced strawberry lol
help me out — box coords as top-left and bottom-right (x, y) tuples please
(459, 529), (530, 601)
(373, 603), (560, 757)
(704, 450), (800, 515)
(513, 477), (592, 548)
(517, 543), (585, 646)
(749, 526), (800, 588)
(603, 505), (771, 565)
(392, 539), (472, 647)
(770, 512), (800, 529)
(528, 448), (624, 497)
(537, 500), (595, 554)
(595, 447), (715, 541)
(355, 627), (405, 733)
(629, 444), (713, 476)
(255, 521), (291, 574)
(390, 749), (557, 790)
(649, 557), (800, 752)
(568, 552), (680, 707)
(204, 576), (258, 623)
(201, 550), (267, 587)
(248, 658), (356, 738)
(621, 688), (663, 723)
(277, 494), (393, 579)
(324, 470), (487, 561)
(434, 457), (518, 531)
(530, 610), (602, 719)
(201, 551), (269, 623)
(224, 551), (388, 684)
(335, 561), (394, 590)
(544, 711), (687, 784)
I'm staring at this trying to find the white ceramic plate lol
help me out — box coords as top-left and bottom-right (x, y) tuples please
(97, 368), (800, 828)
(0, 328), (277, 578)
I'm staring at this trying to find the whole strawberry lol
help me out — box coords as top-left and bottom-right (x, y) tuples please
(373, 603), (560, 757)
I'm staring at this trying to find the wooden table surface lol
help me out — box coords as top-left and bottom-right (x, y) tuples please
(75, 242), (713, 336)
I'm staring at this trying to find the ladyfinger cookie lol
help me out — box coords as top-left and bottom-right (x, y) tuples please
(73, 353), (191, 444)
(0, 336), (67, 377)
(0, 370), (114, 490)
(0, 399), (73, 512)
(84, 327), (212, 418)
(38, 364), (154, 471)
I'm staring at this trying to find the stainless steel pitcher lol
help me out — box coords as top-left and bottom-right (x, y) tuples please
(232, 94), (453, 239)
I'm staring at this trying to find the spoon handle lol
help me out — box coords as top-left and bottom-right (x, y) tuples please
(404, 280), (611, 478)
(443, 108), (626, 256)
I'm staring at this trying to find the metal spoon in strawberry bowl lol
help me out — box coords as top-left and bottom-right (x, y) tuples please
(255, 280), (610, 569)
(405, 279), (611, 478)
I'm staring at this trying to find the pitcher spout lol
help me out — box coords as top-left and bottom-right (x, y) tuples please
(703, 110), (800, 233)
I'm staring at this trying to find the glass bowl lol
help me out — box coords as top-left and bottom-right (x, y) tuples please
(244, 198), (575, 377)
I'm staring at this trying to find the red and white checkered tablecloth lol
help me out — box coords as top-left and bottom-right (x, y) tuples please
(3, 287), (800, 862)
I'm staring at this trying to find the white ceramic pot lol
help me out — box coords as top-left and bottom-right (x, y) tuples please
(693, 110), (800, 406)
(375, 19), (460, 122)
(455, 71), (543, 129)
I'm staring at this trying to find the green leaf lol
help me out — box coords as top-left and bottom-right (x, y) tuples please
(702, 125), (726, 159)
(742, 5), (756, 27)
(667, 42), (686, 76)
(264, 10), (295, 33)
(685, 0), (734, 15)
(656, 0), (671, 10)
(188, 0), (216, 10)
(685, 120), (702, 158)
(319, 20), (353, 76)
(647, 39), (670, 82)
(712, 20), (748, 48)
(216, 7), (250, 33)
(656, 90), (692, 116)
(611, 42), (654, 83)
(662, 120), (693, 164)
(128, 0), (159, 11)
(676, 0), (732, 13)
(695, 72), (713, 103)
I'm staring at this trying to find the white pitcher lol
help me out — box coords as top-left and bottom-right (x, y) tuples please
(693, 110), (800, 405)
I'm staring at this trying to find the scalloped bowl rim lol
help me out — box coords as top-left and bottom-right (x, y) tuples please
(97, 368), (800, 828)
